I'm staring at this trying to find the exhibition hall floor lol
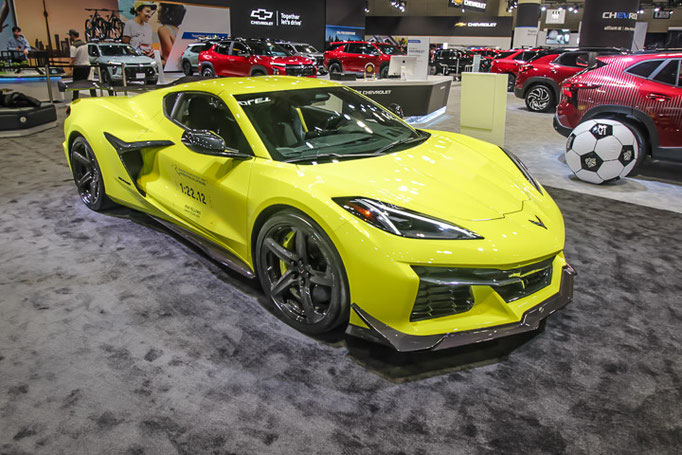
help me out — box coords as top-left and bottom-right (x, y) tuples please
(1, 94), (681, 455)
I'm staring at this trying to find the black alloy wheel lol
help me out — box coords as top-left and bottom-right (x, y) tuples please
(70, 136), (113, 211)
(201, 65), (215, 78)
(256, 210), (349, 334)
(525, 84), (555, 113)
(328, 62), (342, 75)
(507, 74), (516, 92)
(182, 60), (192, 76)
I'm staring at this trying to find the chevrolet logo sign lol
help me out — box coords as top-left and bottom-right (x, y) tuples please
(455, 22), (466, 27)
(251, 8), (274, 21)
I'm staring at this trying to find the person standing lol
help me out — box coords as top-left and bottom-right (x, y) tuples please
(68, 29), (93, 100)
(7, 26), (30, 62)
(157, 2), (186, 66)
(122, 1), (156, 58)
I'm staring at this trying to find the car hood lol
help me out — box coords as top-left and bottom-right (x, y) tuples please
(97, 55), (154, 64)
(299, 132), (534, 223)
(269, 56), (314, 65)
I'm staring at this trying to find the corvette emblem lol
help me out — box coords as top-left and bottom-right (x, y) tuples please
(529, 216), (547, 229)
(250, 8), (274, 21)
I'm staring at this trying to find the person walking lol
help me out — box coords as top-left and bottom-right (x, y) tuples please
(7, 26), (30, 62)
(69, 29), (94, 99)
(122, 1), (156, 58)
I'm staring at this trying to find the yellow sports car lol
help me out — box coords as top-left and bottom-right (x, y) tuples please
(63, 76), (575, 351)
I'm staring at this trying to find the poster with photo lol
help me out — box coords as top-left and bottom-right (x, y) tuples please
(0, 0), (18, 51)
(325, 25), (364, 48)
(118, 1), (230, 72)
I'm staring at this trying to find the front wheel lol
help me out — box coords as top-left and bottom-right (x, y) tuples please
(256, 210), (349, 334)
(70, 136), (115, 211)
(328, 62), (342, 75)
(379, 65), (389, 79)
(525, 84), (555, 113)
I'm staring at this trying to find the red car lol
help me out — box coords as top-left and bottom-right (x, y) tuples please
(489, 49), (540, 91)
(324, 41), (404, 78)
(514, 48), (625, 112)
(555, 52), (682, 171)
(199, 38), (316, 78)
(470, 48), (503, 72)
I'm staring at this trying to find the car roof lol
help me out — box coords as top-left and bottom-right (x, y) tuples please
(155, 76), (342, 97)
(598, 52), (682, 64)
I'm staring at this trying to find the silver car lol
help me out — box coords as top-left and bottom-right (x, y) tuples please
(87, 42), (158, 85)
(276, 41), (326, 74)
(180, 42), (213, 76)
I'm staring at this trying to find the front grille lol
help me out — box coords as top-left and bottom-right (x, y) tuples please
(124, 66), (155, 80)
(286, 64), (316, 77)
(411, 257), (554, 321)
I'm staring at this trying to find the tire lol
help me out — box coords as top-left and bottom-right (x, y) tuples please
(182, 60), (192, 76)
(506, 74), (516, 92)
(250, 69), (266, 77)
(109, 17), (124, 40)
(328, 62), (342, 75)
(145, 78), (158, 85)
(69, 136), (115, 211)
(255, 210), (349, 335)
(617, 119), (648, 177)
(525, 84), (555, 113)
(201, 65), (215, 78)
(379, 64), (389, 79)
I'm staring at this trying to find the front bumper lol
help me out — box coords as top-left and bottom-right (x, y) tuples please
(514, 85), (524, 99)
(347, 264), (575, 352)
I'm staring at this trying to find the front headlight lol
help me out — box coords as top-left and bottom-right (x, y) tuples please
(334, 197), (482, 240)
(500, 147), (543, 194)
(150, 61), (157, 67)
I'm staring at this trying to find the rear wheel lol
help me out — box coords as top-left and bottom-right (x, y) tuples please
(525, 84), (555, 113)
(616, 119), (648, 177)
(328, 62), (342, 75)
(201, 65), (215, 78)
(256, 210), (349, 334)
(70, 136), (114, 211)
(506, 74), (516, 92)
(379, 64), (389, 79)
(182, 60), (192, 76)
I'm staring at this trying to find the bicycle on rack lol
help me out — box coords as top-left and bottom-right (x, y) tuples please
(84, 8), (124, 42)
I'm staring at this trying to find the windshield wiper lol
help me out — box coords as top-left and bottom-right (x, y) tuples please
(373, 131), (430, 155)
(284, 152), (385, 164)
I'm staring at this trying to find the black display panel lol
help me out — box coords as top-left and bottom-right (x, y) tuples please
(579, 0), (639, 49)
(366, 16), (513, 38)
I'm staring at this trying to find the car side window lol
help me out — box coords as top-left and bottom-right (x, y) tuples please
(363, 45), (380, 56)
(652, 59), (679, 86)
(626, 60), (664, 78)
(231, 42), (248, 56)
(215, 44), (230, 55)
(88, 45), (99, 57)
(345, 43), (360, 54)
(166, 92), (252, 155)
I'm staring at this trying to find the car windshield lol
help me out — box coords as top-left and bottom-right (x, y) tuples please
(99, 45), (138, 56)
(377, 44), (404, 55)
(234, 87), (427, 163)
(496, 51), (516, 59)
(295, 44), (318, 54)
(248, 41), (290, 56)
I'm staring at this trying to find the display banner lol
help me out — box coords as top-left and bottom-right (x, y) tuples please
(0, 0), (18, 51)
(579, 0), (639, 48)
(230, 0), (325, 50)
(118, 1), (230, 72)
(545, 9), (566, 25)
(407, 37), (429, 80)
(448, 0), (488, 13)
(325, 25), (364, 46)
(366, 16), (513, 37)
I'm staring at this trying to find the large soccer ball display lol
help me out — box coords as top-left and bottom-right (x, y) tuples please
(565, 119), (639, 184)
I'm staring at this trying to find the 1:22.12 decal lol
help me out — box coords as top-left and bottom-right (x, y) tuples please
(179, 182), (207, 205)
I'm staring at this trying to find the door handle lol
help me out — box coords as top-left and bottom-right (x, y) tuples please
(646, 93), (670, 102)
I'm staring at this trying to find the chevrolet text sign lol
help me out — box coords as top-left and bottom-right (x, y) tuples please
(449, 0), (487, 12)
(250, 8), (302, 27)
(602, 12), (638, 20)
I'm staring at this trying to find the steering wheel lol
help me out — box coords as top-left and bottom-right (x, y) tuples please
(324, 113), (345, 130)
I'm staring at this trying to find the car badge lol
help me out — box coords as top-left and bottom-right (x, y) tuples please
(529, 216), (547, 229)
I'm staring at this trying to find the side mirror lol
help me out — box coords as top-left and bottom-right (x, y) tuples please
(387, 103), (404, 118)
(181, 129), (252, 160)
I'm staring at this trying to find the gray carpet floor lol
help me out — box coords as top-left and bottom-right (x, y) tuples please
(1, 118), (681, 455)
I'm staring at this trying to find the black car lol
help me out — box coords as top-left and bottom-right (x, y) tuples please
(430, 48), (473, 75)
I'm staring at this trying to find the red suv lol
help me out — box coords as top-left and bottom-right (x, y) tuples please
(324, 41), (404, 78)
(555, 52), (682, 171)
(489, 49), (540, 91)
(199, 39), (316, 78)
(515, 48), (625, 112)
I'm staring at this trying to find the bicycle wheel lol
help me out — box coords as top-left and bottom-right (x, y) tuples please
(93, 17), (108, 41)
(84, 19), (96, 42)
(108, 17), (124, 40)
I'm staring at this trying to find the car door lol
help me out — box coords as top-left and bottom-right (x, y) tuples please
(343, 43), (363, 72)
(638, 59), (682, 148)
(229, 41), (252, 76)
(140, 91), (255, 258)
(211, 42), (233, 76)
